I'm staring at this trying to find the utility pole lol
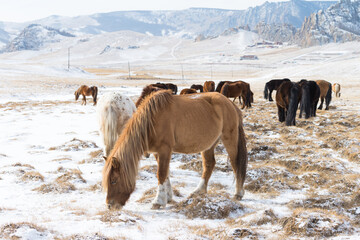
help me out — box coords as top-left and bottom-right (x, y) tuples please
(68, 47), (71, 70)
(181, 64), (184, 80)
(128, 61), (131, 79)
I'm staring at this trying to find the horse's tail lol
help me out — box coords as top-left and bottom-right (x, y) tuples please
(286, 83), (299, 126)
(93, 86), (98, 105)
(301, 83), (311, 119)
(236, 115), (248, 197)
(325, 83), (332, 110)
(100, 101), (119, 157)
(264, 83), (269, 100)
(220, 83), (229, 97)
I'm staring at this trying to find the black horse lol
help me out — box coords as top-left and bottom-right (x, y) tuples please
(156, 82), (178, 94)
(276, 81), (301, 126)
(190, 84), (204, 92)
(215, 81), (230, 93)
(298, 80), (320, 119)
(264, 78), (291, 101)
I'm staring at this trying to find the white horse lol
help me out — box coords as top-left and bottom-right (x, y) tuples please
(332, 83), (341, 98)
(97, 92), (136, 156)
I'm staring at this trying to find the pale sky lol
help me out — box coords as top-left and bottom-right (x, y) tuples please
(0, 0), (303, 23)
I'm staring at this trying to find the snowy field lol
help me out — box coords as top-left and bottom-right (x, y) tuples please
(0, 32), (360, 239)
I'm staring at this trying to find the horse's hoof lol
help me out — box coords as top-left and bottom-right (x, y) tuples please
(234, 194), (243, 201)
(151, 204), (163, 210)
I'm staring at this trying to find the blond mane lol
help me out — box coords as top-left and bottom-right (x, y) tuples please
(102, 90), (173, 192)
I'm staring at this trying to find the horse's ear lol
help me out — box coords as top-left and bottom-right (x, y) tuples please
(112, 157), (120, 169)
(103, 156), (107, 162)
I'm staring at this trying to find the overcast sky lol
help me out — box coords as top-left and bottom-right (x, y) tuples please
(0, 0), (331, 23)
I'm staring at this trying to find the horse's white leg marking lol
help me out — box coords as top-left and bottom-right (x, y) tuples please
(192, 178), (207, 195)
(152, 183), (167, 208)
(165, 177), (173, 202)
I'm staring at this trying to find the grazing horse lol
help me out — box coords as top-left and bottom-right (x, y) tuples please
(332, 83), (341, 98)
(74, 85), (98, 105)
(203, 81), (215, 92)
(215, 81), (229, 93)
(216, 80), (253, 106)
(276, 81), (301, 126)
(180, 88), (198, 95)
(97, 92), (136, 157)
(102, 91), (248, 210)
(190, 84), (204, 92)
(298, 80), (320, 119)
(136, 85), (164, 107)
(264, 78), (291, 102)
(220, 81), (252, 109)
(316, 80), (332, 110)
(156, 82), (178, 94)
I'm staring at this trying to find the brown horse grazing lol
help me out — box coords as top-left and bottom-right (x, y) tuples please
(276, 81), (301, 126)
(332, 83), (341, 97)
(136, 85), (164, 107)
(264, 78), (291, 101)
(220, 82), (252, 109)
(190, 84), (204, 92)
(203, 81), (215, 92)
(180, 88), (198, 95)
(316, 80), (332, 110)
(102, 91), (248, 210)
(74, 85), (98, 105)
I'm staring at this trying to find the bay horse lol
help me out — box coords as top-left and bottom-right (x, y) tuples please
(332, 83), (341, 97)
(180, 88), (198, 95)
(190, 84), (203, 92)
(74, 85), (98, 105)
(298, 80), (320, 119)
(136, 85), (164, 107)
(97, 92), (136, 157)
(316, 80), (332, 110)
(102, 91), (248, 210)
(264, 78), (291, 101)
(276, 81), (301, 126)
(156, 82), (178, 94)
(220, 81), (252, 109)
(216, 80), (253, 106)
(203, 81), (215, 92)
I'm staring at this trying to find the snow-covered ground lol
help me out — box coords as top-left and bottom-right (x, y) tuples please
(0, 32), (359, 239)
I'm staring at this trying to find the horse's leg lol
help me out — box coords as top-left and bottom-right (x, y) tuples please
(318, 97), (324, 110)
(299, 102), (303, 118)
(165, 177), (173, 203)
(269, 89), (273, 101)
(152, 149), (172, 209)
(277, 105), (285, 122)
(82, 95), (86, 105)
(191, 144), (216, 196)
(241, 95), (246, 109)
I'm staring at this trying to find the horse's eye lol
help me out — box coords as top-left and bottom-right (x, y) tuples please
(111, 180), (117, 185)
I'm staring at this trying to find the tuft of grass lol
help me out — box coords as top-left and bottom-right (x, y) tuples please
(0, 222), (51, 239)
(21, 171), (44, 182)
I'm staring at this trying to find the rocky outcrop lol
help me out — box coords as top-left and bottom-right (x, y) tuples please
(255, 22), (297, 43)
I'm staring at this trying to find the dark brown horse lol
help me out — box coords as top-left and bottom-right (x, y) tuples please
(264, 78), (291, 101)
(156, 82), (178, 94)
(276, 81), (301, 126)
(298, 80), (320, 119)
(190, 84), (203, 92)
(180, 88), (198, 95)
(220, 81), (252, 109)
(136, 85), (165, 107)
(74, 85), (98, 105)
(316, 80), (332, 110)
(203, 81), (215, 92)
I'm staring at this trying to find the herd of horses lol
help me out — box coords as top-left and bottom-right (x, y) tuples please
(73, 78), (341, 210)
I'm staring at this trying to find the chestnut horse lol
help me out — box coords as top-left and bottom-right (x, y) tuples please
(316, 80), (332, 110)
(190, 84), (204, 92)
(75, 85), (98, 105)
(216, 80), (253, 106)
(298, 80), (320, 119)
(264, 78), (291, 102)
(180, 88), (198, 95)
(102, 91), (248, 210)
(203, 81), (215, 92)
(97, 92), (136, 157)
(276, 81), (301, 126)
(220, 81), (252, 109)
(332, 83), (341, 98)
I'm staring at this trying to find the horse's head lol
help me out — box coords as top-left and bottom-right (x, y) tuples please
(103, 157), (133, 210)
(74, 90), (80, 100)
